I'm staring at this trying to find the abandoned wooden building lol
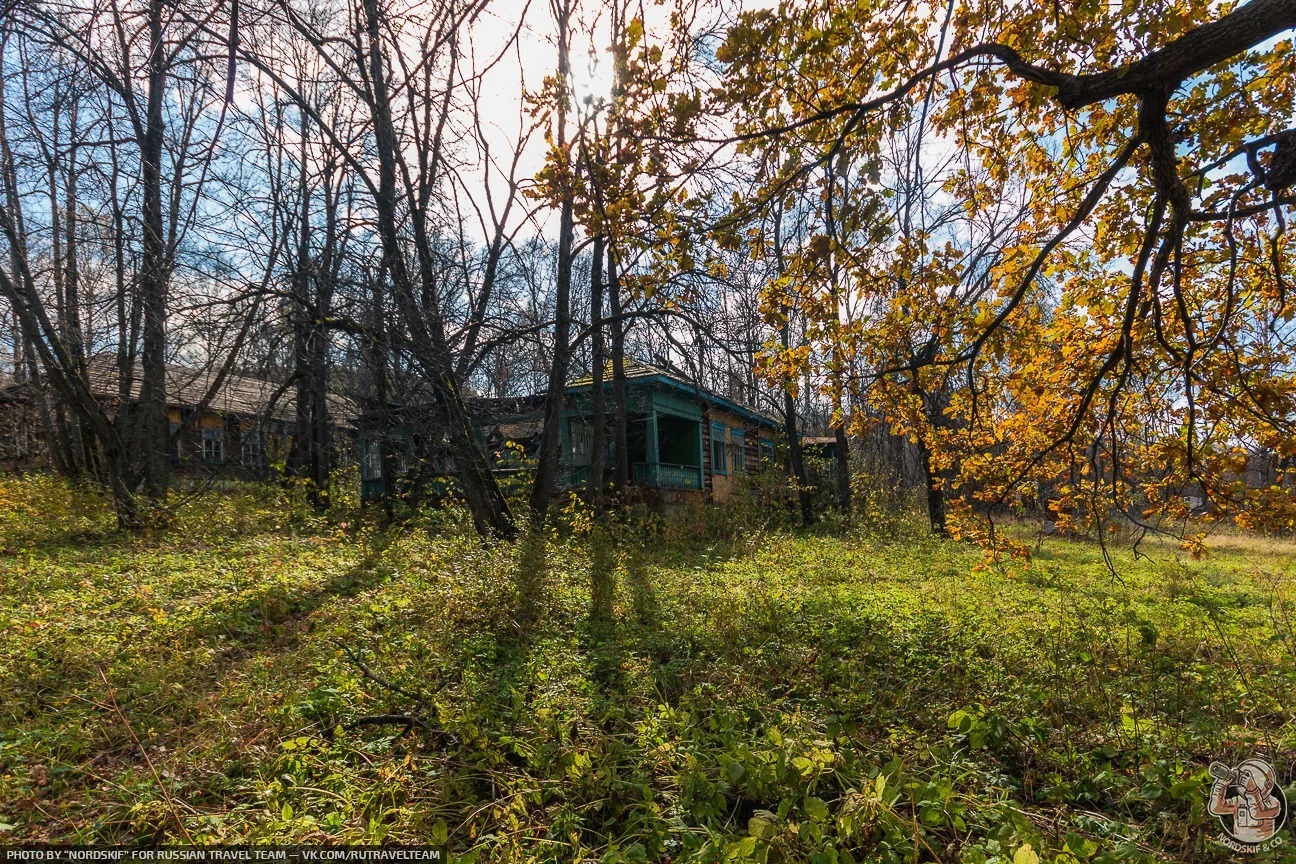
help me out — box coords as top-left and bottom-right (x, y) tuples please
(0, 359), (354, 477)
(357, 360), (781, 502)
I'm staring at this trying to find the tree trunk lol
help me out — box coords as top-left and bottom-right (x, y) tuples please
(780, 314), (813, 526)
(528, 204), (575, 517)
(63, 113), (97, 479)
(290, 169), (311, 485)
(138, 0), (170, 507)
(830, 346), (851, 519)
(289, 120), (331, 509)
(834, 421), (851, 518)
(368, 269), (395, 521)
(310, 173), (338, 508)
(588, 234), (606, 508)
(608, 242), (629, 493)
(917, 436), (948, 536)
(360, 0), (513, 538)
(784, 388), (813, 526)
(529, 0), (576, 523)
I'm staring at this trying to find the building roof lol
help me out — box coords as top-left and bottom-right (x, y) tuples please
(568, 358), (669, 388)
(334, 361), (782, 432)
(570, 359), (781, 428)
(467, 394), (549, 420)
(353, 394), (547, 428)
(1, 358), (355, 422)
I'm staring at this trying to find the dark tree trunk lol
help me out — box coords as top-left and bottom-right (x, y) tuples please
(588, 234), (606, 508)
(917, 436), (948, 536)
(834, 421), (851, 518)
(529, 0), (576, 522)
(528, 200), (574, 517)
(607, 243), (629, 493)
(63, 119), (97, 478)
(830, 343), (851, 519)
(310, 169), (339, 507)
(780, 314), (813, 526)
(138, 0), (170, 507)
(290, 127), (312, 487)
(367, 269), (395, 521)
(289, 122), (331, 509)
(784, 389), (813, 527)
(360, 0), (514, 538)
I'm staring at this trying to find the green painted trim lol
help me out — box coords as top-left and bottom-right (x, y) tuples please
(651, 387), (703, 421)
(569, 373), (777, 427)
(646, 411), (660, 463)
(710, 422), (729, 476)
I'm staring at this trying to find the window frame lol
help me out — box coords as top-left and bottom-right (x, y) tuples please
(241, 427), (265, 470)
(730, 427), (746, 474)
(568, 418), (593, 464)
(710, 422), (729, 476)
(201, 426), (224, 464)
(361, 440), (383, 481)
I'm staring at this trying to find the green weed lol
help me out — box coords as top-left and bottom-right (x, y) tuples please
(1, 476), (1294, 862)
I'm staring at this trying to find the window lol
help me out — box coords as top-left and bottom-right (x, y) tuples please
(202, 426), (224, 463)
(760, 439), (775, 464)
(170, 422), (182, 462)
(711, 423), (728, 475)
(241, 428), (264, 470)
(731, 428), (745, 474)
(568, 420), (592, 463)
(362, 440), (383, 481)
(393, 433), (412, 476)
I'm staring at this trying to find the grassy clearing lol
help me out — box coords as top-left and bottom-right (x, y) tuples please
(2, 476), (1295, 862)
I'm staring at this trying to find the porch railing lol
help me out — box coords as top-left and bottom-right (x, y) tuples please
(634, 461), (703, 490)
(560, 465), (592, 487)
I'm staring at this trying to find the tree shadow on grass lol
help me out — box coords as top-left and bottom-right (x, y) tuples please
(11, 531), (402, 730)
(623, 542), (660, 629)
(1, 526), (124, 559)
(512, 527), (548, 638)
(579, 537), (686, 703)
(158, 533), (397, 659)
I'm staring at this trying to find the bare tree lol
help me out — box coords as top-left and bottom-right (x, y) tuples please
(0, 0), (251, 526)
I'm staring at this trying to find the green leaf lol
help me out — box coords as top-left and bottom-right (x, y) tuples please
(748, 815), (774, 839)
(1013, 844), (1040, 864)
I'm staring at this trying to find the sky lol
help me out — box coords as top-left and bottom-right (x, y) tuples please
(460, 0), (777, 239)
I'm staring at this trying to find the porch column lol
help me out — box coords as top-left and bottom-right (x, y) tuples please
(646, 410), (659, 463)
(695, 418), (705, 488)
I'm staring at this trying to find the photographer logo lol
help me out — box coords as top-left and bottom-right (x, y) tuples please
(1208, 758), (1288, 853)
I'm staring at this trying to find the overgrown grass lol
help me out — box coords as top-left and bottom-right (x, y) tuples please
(2, 475), (1295, 862)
